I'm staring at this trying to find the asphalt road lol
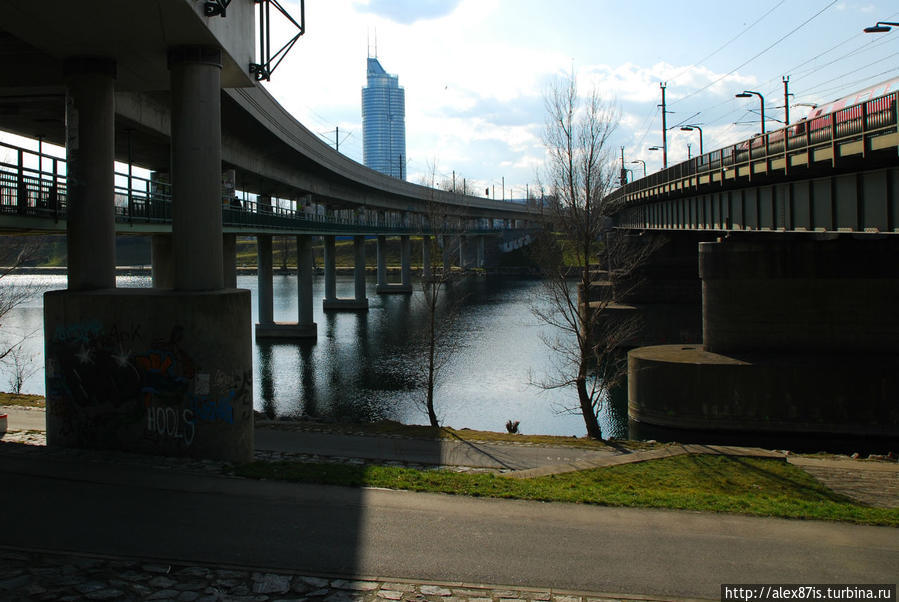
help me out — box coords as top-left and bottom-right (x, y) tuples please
(0, 452), (896, 599)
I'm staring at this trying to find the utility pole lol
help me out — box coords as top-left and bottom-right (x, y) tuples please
(335, 126), (339, 152)
(452, 170), (456, 193)
(687, 143), (692, 160)
(783, 76), (791, 126)
(660, 82), (668, 169)
(502, 176), (505, 201)
(619, 146), (627, 186)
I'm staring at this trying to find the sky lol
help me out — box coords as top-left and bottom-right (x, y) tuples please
(260, 0), (899, 198)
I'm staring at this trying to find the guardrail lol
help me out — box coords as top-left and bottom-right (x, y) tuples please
(0, 140), (514, 235)
(606, 89), (899, 210)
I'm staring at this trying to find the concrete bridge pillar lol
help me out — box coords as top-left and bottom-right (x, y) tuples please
(442, 235), (451, 276)
(401, 235), (412, 287)
(422, 235), (433, 281)
(323, 235), (369, 310)
(44, 46), (252, 463)
(169, 46), (223, 291)
(376, 234), (412, 294)
(223, 234), (237, 288)
(477, 235), (485, 268)
(323, 235), (337, 303)
(353, 235), (368, 302)
(64, 57), (116, 291)
(255, 234), (317, 339)
(376, 235), (388, 288)
(151, 234), (174, 289)
(628, 234), (899, 450)
(459, 236), (466, 269)
(256, 234), (274, 326)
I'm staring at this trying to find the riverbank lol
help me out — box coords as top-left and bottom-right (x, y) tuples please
(3, 396), (897, 525)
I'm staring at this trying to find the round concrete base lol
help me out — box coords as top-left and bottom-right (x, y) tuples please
(628, 344), (899, 440)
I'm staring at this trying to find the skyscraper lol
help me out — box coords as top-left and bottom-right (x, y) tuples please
(362, 56), (406, 179)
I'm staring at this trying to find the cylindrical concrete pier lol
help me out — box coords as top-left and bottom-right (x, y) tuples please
(324, 235), (336, 302)
(168, 46), (223, 291)
(64, 57), (116, 291)
(151, 234), (173, 289)
(257, 235), (273, 325)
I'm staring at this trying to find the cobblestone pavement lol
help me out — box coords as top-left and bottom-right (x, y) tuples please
(0, 549), (689, 602)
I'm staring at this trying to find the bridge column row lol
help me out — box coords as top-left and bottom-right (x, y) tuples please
(376, 235), (413, 294)
(47, 46), (253, 463)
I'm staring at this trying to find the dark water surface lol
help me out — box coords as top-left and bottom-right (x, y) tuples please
(1, 274), (628, 437)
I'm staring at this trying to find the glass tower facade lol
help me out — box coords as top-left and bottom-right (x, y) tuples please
(362, 57), (406, 179)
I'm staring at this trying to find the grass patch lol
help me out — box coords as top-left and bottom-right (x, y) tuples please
(232, 454), (899, 527)
(0, 393), (45, 408)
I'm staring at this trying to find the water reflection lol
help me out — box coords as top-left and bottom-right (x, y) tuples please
(1, 273), (617, 437)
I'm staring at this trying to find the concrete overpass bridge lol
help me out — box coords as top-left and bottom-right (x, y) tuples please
(604, 90), (899, 451)
(0, 0), (541, 461)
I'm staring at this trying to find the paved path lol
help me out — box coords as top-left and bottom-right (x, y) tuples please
(255, 426), (622, 471)
(0, 446), (896, 601)
(4, 406), (899, 508)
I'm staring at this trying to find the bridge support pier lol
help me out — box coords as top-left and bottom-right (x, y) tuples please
(151, 234), (174, 289)
(256, 234), (317, 339)
(376, 235), (413, 294)
(628, 234), (899, 450)
(223, 234), (237, 288)
(323, 235), (369, 311)
(441, 235), (452, 276)
(44, 46), (253, 463)
(422, 235), (433, 281)
(64, 57), (116, 291)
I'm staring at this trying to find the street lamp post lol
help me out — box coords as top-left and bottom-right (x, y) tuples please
(630, 159), (646, 178)
(864, 21), (899, 33)
(736, 90), (766, 135)
(680, 125), (703, 156)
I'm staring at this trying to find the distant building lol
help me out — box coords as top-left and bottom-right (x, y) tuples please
(362, 56), (406, 179)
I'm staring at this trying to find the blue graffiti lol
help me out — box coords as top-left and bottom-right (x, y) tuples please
(189, 391), (235, 425)
(52, 320), (102, 344)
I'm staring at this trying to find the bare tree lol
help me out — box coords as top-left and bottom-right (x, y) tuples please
(531, 74), (628, 440)
(413, 160), (465, 427)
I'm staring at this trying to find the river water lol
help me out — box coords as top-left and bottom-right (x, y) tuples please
(0, 273), (628, 437)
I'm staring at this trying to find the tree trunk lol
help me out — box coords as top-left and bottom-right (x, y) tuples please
(576, 369), (603, 440)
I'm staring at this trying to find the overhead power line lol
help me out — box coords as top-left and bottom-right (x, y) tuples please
(671, 0), (838, 107)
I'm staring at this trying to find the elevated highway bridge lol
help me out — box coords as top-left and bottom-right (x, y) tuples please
(0, 0), (541, 461)
(604, 89), (899, 452)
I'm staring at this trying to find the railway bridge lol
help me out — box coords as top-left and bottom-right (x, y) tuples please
(0, 0), (540, 461)
(607, 91), (899, 451)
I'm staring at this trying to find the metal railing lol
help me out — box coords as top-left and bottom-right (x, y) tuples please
(0, 140), (516, 235)
(606, 89), (899, 209)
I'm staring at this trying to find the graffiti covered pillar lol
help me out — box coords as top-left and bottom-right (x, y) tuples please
(44, 44), (252, 463)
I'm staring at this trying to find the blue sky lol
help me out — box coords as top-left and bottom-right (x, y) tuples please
(264, 0), (899, 197)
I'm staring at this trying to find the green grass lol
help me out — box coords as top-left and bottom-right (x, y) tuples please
(0, 393), (45, 408)
(232, 454), (899, 527)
